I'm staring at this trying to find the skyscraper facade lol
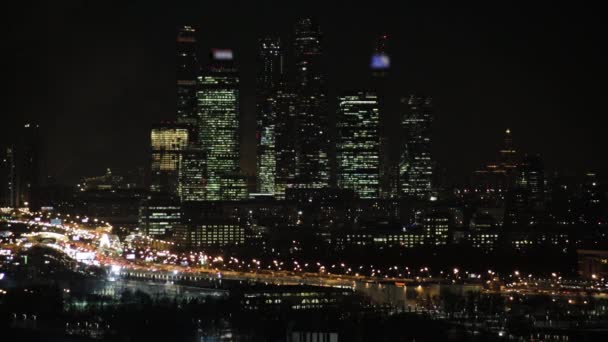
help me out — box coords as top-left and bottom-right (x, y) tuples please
(292, 18), (329, 189)
(273, 87), (298, 199)
(0, 146), (16, 208)
(197, 49), (242, 200)
(515, 154), (545, 210)
(176, 25), (199, 141)
(178, 148), (206, 201)
(256, 36), (283, 195)
(399, 95), (433, 199)
(472, 129), (519, 194)
(17, 123), (41, 209)
(370, 34), (399, 199)
(336, 92), (381, 199)
(150, 123), (189, 196)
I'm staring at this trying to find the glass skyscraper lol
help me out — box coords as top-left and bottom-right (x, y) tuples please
(0, 146), (16, 208)
(256, 36), (283, 195)
(273, 87), (298, 199)
(178, 148), (206, 202)
(292, 18), (329, 189)
(197, 49), (243, 200)
(336, 92), (381, 199)
(176, 25), (199, 140)
(399, 95), (433, 199)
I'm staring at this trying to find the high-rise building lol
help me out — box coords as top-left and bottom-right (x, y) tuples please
(370, 34), (399, 199)
(292, 18), (329, 189)
(150, 123), (189, 196)
(472, 129), (519, 193)
(178, 148), (206, 202)
(274, 87), (298, 198)
(256, 36), (283, 195)
(197, 49), (242, 200)
(176, 25), (199, 141)
(138, 197), (182, 237)
(336, 92), (380, 199)
(399, 95), (433, 199)
(220, 170), (248, 201)
(17, 123), (42, 209)
(515, 154), (545, 209)
(0, 146), (16, 208)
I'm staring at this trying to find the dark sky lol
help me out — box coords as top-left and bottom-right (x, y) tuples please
(4, 1), (606, 185)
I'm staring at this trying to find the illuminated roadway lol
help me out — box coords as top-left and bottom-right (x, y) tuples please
(3, 214), (607, 305)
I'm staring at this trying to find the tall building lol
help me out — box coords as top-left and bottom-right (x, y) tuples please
(292, 18), (329, 189)
(0, 146), (16, 208)
(370, 34), (399, 199)
(139, 197), (182, 237)
(256, 36), (283, 195)
(336, 92), (380, 199)
(176, 25), (199, 141)
(515, 154), (545, 209)
(399, 95), (433, 199)
(177, 148), (206, 202)
(197, 49), (243, 200)
(273, 87), (298, 198)
(150, 123), (189, 196)
(17, 123), (42, 209)
(473, 129), (519, 193)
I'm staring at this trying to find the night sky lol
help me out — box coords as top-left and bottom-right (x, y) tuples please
(4, 1), (606, 185)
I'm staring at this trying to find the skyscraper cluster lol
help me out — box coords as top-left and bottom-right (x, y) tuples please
(253, 19), (436, 200)
(152, 20), (438, 203)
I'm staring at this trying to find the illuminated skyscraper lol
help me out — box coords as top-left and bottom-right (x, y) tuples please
(17, 123), (42, 209)
(176, 25), (199, 141)
(370, 34), (399, 199)
(336, 92), (380, 199)
(178, 148), (206, 202)
(256, 36), (283, 195)
(399, 95), (433, 199)
(515, 154), (545, 209)
(473, 129), (518, 193)
(273, 86), (298, 198)
(0, 146), (16, 207)
(197, 49), (243, 200)
(150, 123), (189, 196)
(292, 18), (329, 189)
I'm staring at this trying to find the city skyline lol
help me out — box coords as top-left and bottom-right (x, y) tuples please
(4, 1), (607, 185)
(2, 3), (608, 340)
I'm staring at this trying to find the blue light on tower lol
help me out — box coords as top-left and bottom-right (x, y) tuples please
(371, 53), (390, 70)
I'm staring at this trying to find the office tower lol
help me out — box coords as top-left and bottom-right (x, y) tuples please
(173, 218), (244, 248)
(17, 123), (42, 209)
(336, 92), (380, 199)
(138, 197), (181, 237)
(256, 36), (283, 195)
(473, 129), (518, 193)
(0, 146), (16, 207)
(150, 123), (189, 196)
(274, 86), (298, 198)
(580, 172), (606, 225)
(515, 154), (545, 210)
(178, 148), (206, 201)
(176, 25), (199, 141)
(197, 49), (242, 200)
(220, 170), (248, 201)
(399, 95), (433, 199)
(370, 34), (399, 199)
(292, 18), (329, 189)
(499, 129), (518, 171)
(505, 154), (545, 226)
